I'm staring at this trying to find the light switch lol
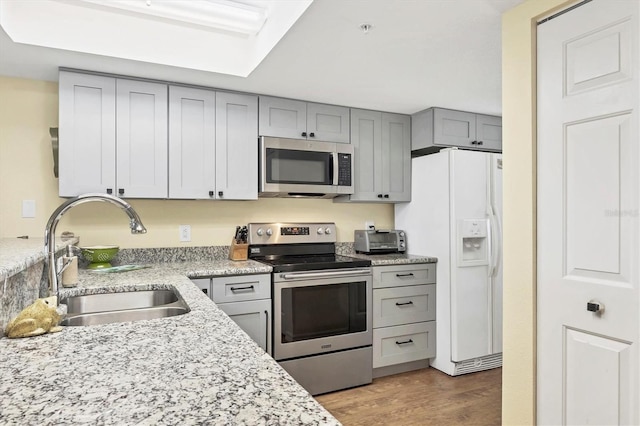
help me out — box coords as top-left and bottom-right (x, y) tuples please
(22, 200), (36, 218)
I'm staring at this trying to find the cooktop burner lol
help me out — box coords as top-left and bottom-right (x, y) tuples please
(246, 222), (371, 273)
(256, 254), (371, 273)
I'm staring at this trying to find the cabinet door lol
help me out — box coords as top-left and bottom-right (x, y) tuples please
(433, 108), (477, 148)
(215, 92), (258, 200)
(218, 299), (271, 354)
(58, 72), (116, 196)
(373, 284), (436, 328)
(258, 96), (307, 139)
(348, 109), (383, 201)
(306, 102), (350, 143)
(372, 321), (436, 368)
(191, 278), (212, 299)
(168, 86), (216, 199)
(476, 114), (502, 152)
(116, 79), (168, 198)
(382, 113), (411, 202)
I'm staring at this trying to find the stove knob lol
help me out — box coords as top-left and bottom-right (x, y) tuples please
(399, 231), (405, 237)
(256, 228), (264, 236)
(325, 227), (332, 235)
(266, 228), (273, 236)
(317, 227), (324, 235)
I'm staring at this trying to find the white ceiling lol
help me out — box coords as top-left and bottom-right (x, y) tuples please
(0, 0), (523, 116)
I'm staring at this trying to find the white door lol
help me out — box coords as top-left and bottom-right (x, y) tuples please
(537, 1), (639, 424)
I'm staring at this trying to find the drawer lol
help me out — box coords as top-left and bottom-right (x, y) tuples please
(373, 322), (436, 368)
(373, 263), (435, 289)
(373, 284), (436, 328)
(210, 274), (271, 303)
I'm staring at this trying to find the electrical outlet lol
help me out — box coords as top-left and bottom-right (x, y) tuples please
(179, 225), (191, 242)
(365, 221), (375, 230)
(22, 200), (36, 218)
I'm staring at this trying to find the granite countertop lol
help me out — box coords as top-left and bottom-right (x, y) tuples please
(348, 252), (437, 265)
(0, 236), (79, 280)
(0, 260), (340, 426)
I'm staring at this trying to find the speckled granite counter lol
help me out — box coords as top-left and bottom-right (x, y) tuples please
(347, 252), (437, 265)
(0, 260), (340, 426)
(0, 236), (79, 281)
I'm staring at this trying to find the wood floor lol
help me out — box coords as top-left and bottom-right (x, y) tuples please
(315, 367), (502, 426)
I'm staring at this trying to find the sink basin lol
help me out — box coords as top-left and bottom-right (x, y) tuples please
(60, 289), (190, 326)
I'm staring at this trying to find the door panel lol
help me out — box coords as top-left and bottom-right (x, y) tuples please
(564, 328), (632, 425)
(537, 1), (639, 424)
(307, 103), (350, 143)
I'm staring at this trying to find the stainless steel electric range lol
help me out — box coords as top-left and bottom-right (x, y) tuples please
(248, 222), (373, 395)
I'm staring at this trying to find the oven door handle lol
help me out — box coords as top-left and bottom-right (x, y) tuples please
(280, 268), (371, 280)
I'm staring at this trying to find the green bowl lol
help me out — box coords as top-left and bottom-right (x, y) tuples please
(80, 245), (120, 269)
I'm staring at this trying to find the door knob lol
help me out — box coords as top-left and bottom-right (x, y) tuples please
(587, 300), (604, 314)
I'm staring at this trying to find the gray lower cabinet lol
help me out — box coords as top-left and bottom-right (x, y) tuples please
(196, 274), (271, 355)
(336, 109), (410, 203)
(411, 107), (502, 154)
(372, 264), (436, 376)
(59, 71), (168, 198)
(258, 96), (350, 143)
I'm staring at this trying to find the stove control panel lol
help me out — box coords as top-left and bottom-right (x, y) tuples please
(248, 222), (337, 245)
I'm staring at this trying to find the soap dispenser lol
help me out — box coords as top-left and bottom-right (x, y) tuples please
(61, 245), (78, 288)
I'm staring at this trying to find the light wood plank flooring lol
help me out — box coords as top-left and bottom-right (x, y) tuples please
(315, 367), (502, 426)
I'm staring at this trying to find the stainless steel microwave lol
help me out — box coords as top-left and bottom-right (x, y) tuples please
(259, 136), (354, 198)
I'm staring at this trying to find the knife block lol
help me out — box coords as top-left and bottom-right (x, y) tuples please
(229, 239), (248, 261)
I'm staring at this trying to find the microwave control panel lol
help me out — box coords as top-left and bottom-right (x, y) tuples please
(337, 153), (352, 186)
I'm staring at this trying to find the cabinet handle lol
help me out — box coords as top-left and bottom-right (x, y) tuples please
(118, 188), (124, 195)
(106, 188), (113, 194)
(477, 141), (484, 146)
(301, 132), (307, 137)
(230, 285), (254, 292)
(384, 194), (389, 199)
(396, 339), (414, 346)
(309, 132), (315, 138)
(396, 273), (414, 277)
(395, 301), (414, 306)
(471, 140), (478, 145)
(209, 191), (214, 197)
(377, 194), (383, 198)
(264, 309), (269, 353)
(218, 191), (223, 197)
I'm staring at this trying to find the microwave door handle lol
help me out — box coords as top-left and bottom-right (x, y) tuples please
(331, 153), (339, 186)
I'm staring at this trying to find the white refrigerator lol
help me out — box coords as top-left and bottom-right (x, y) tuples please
(395, 148), (503, 376)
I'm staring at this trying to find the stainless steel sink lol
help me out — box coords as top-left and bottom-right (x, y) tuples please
(60, 289), (190, 326)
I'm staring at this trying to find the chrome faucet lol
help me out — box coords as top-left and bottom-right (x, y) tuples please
(44, 193), (147, 301)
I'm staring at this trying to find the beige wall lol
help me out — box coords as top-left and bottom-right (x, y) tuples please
(501, 1), (573, 424)
(0, 76), (393, 247)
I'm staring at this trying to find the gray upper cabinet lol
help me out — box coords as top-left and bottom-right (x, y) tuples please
(259, 96), (349, 143)
(215, 92), (258, 200)
(168, 88), (258, 200)
(336, 109), (410, 203)
(412, 107), (502, 154)
(59, 71), (168, 198)
(59, 72), (116, 197)
(116, 79), (168, 199)
(168, 86), (216, 199)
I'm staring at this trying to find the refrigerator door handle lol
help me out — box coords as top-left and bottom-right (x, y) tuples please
(488, 212), (500, 277)
(487, 216), (494, 277)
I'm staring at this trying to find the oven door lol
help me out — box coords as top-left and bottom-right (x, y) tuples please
(273, 268), (372, 361)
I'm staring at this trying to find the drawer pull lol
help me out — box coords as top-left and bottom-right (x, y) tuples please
(230, 285), (255, 292)
(396, 273), (415, 278)
(395, 339), (414, 346)
(395, 301), (414, 306)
